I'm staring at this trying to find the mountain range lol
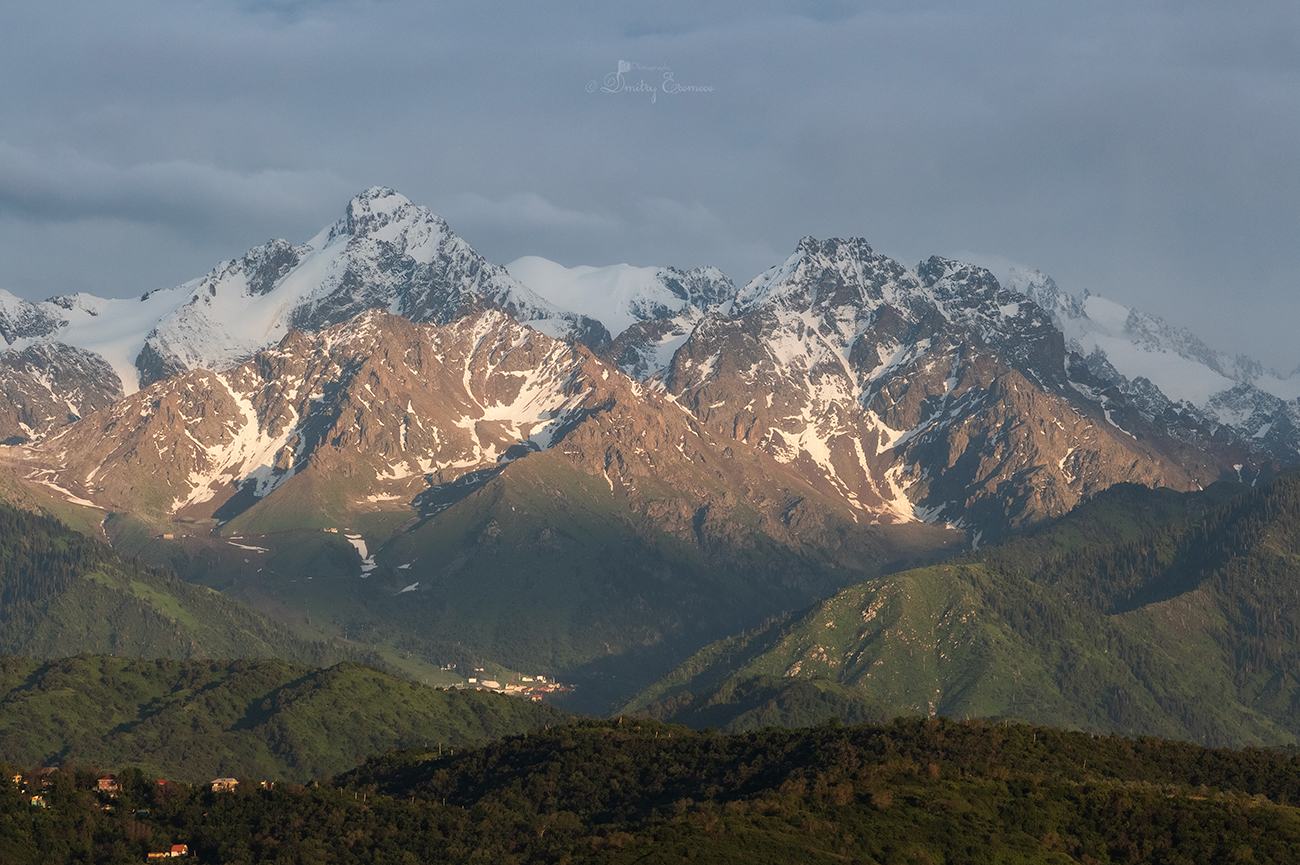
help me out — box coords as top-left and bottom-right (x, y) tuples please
(4, 188), (1294, 525)
(1, 186), (1298, 714)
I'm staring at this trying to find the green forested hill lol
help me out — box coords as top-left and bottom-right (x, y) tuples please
(10, 718), (1300, 864)
(997, 469), (1300, 728)
(623, 473), (1300, 746)
(0, 655), (572, 783)
(0, 501), (360, 666)
(622, 561), (1290, 745)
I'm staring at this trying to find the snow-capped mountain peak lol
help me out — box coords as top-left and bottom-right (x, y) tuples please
(1, 188), (609, 421)
(323, 186), (449, 265)
(1005, 265), (1300, 461)
(734, 237), (919, 317)
(1016, 267), (1298, 403)
(3, 190), (1297, 542)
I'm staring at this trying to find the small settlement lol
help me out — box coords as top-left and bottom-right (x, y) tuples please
(10, 769), (281, 858)
(460, 668), (572, 701)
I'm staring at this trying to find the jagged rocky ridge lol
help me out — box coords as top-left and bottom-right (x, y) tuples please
(1012, 268), (1300, 468)
(21, 306), (909, 554)
(0, 188), (608, 416)
(642, 240), (1226, 540)
(24, 310), (615, 523)
(1, 189), (1295, 543)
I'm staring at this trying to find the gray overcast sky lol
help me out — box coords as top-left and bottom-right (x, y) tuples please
(1, 0), (1297, 370)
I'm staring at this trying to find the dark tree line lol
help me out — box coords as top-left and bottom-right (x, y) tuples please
(9, 717), (1300, 863)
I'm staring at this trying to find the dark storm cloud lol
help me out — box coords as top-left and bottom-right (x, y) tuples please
(0, 0), (1296, 368)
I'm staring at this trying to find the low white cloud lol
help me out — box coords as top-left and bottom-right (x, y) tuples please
(637, 197), (728, 237)
(0, 143), (351, 239)
(437, 192), (619, 235)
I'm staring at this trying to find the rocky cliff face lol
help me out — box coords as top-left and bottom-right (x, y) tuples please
(0, 344), (122, 444)
(21, 302), (955, 568)
(27, 310), (614, 523)
(658, 238), (1219, 541)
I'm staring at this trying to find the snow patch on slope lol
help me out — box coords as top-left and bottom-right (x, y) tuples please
(508, 257), (670, 337)
(507, 256), (735, 341)
(171, 372), (299, 512)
